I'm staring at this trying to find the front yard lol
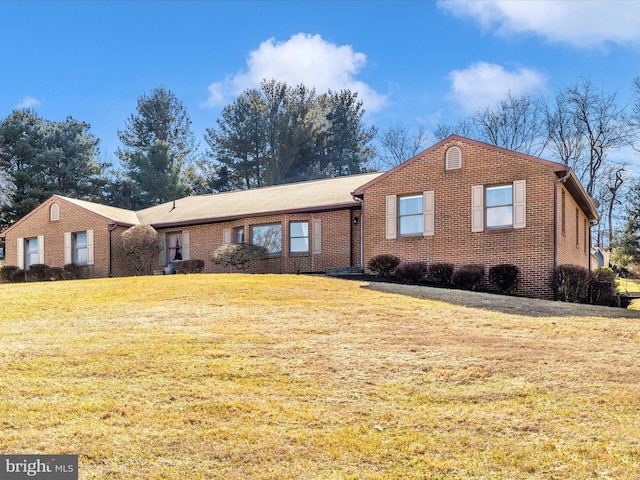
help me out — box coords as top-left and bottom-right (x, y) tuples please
(1, 274), (639, 479)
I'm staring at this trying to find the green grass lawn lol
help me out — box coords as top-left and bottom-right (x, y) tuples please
(1, 274), (639, 479)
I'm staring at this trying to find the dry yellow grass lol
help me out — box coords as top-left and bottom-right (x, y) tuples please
(1, 274), (639, 479)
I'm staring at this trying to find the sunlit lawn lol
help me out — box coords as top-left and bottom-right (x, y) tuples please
(1, 274), (639, 479)
(617, 277), (640, 310)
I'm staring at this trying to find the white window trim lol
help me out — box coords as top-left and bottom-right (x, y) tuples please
(472, 181), (526, 232)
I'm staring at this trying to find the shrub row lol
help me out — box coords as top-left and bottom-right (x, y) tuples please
(174, 259), (205, 274)
(555, 265), (617, 306)
(0, 263), (85, 283)
(367, 255), (520, 294)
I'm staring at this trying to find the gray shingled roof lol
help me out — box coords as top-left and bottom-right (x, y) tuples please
(57, 195), (141, 225)
(137, 172), (382, 227)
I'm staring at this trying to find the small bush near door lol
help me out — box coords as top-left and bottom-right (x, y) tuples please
(367, 254), (401, 278)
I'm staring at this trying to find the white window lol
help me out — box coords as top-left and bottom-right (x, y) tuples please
(290, 222), (309, 253)
(74, 232), (88, 265)
(251, 224), (282, 255)
(166, 232), (183, 264)
(386, 192), (435, 239)
(399, 195), (423, 236)
(65, 231), (94, 265)
(158, 231), (189, 266)
(486, 185), (513, 229)
(472, 181), (526, 232)
(25, 238), (39, 268)
(234, 227), (245, 244)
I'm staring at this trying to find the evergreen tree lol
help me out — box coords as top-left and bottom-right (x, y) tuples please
(205, 79), (376, 190)
(0, 109), (105, 227)
(612, 179), (640, 267)
(115, 87), (196, 208)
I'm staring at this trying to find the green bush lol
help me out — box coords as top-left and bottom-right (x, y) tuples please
(488, 264), (520, 294)
(27, 264), (49, 282)
(452, 264), (485, 290)
(554, 264), (593, 303)
(175, 259), (205, 274)
(367, 254), (401, 278)
(394, 262), (427, 283)
(1, 265), (19, 283)
(427, 263), (454, 285)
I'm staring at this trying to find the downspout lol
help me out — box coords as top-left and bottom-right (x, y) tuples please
(554, 171), (571, 300)
(352, 193), (364, 270)
(108, 223), (119, 277)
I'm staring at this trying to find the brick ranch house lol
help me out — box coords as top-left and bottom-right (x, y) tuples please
(0, 172), (382, 279)
(0, 136), (599, 299)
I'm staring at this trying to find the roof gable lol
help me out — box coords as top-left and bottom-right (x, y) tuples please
(353, 135), (599, 221)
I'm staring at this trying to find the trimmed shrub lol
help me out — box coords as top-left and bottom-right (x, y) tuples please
(10, 269), (27, 283)
(427, 262), (454, 285)
(394, 262), (427, 283)
(63, 263), (83, 280)
(590, 280), (618, 306)
(118, 224), (161, 276)
(367, 254), (401, 278)
(45, 267), (64, 281)
(175, 259), (205, 274)
(210, 244), (268, 271)
(1, 265), (20, 283)
(590, 267), (617, 306)
(27, 264), (49, 282)
(554, 264), (592, 303)
(488, 264), (520, 294)
(452, 264), (485, 290)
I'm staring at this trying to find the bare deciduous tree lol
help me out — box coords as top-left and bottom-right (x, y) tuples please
(376, 124), (432, 170)
(472, 92), (548, 156)
(562, 77), (630, 197)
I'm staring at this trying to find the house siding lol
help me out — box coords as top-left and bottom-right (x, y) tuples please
(2, 197), (115, 278)
(556, 183), (591, 268)
(155, 208), (360, 274)
(360, 138), (591, 299)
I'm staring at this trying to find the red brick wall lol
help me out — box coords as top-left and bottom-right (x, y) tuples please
(360, 139), (591, 299)
(2, 197), (114, 278)
(157, 208), (360, 274)
(556, 183), (592, 267)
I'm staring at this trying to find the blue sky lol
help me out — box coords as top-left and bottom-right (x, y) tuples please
(2, 0), (640, 168)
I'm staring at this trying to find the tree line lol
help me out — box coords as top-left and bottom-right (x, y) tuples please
(1, 76), (639, 266)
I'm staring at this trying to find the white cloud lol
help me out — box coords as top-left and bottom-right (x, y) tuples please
(16, 96), (41, 108)
(202, 33), (387, 112)
(438, 0), (640, 49)
(448, 62), (546, 112)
